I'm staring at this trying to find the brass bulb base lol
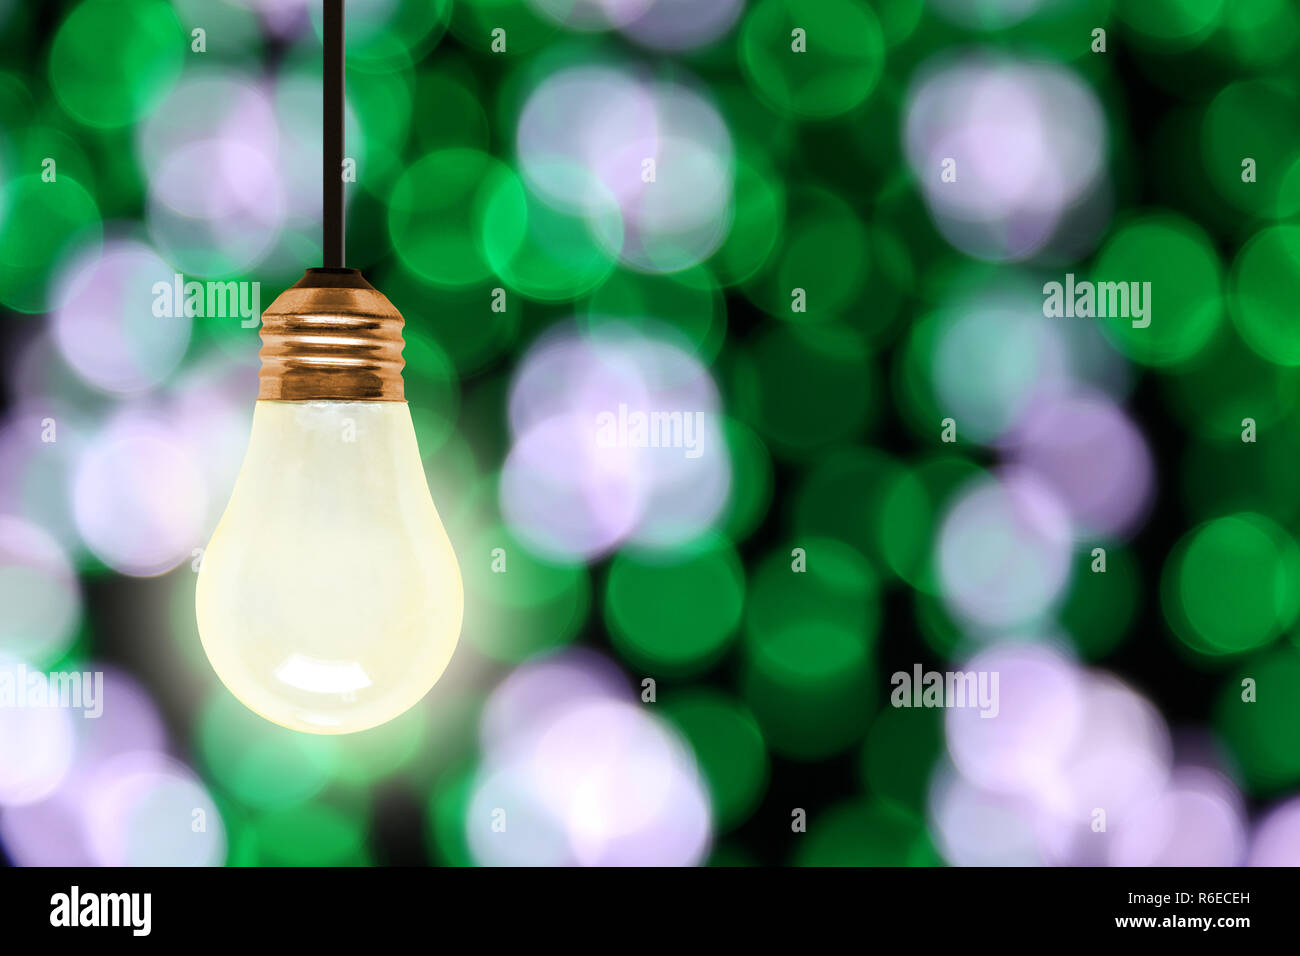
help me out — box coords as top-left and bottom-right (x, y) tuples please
(258, 268), (405, 402)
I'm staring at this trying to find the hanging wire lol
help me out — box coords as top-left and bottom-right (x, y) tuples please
(323, 0), (345, 268)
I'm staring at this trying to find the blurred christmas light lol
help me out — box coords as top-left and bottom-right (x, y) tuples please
(1109, 767), (1246, 867)
(604, 532), (745, 677)
(1248, 797), (1300, 866)
(1093, 213), (1224, 367)
(52, 239), (192, 394)
(468, 650), (711, 865)
(0, 655), (77, 807)
(72, 411), (208, 577)
(83, 750), (227, 866)
(903, 54), (1107, 262)
(740, 0), (885, 119)
(501, 323), (729, 560)
(936, 469), (1073, 631)
(0, 516), (81, 666)
(514, 64), (734, 273)
(1163, 512), (1300, 655)
(1001, 390), (1154, 539)
(49, 0), (185, 129)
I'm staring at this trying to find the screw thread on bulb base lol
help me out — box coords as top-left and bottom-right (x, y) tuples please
(258, 268), (405, 401)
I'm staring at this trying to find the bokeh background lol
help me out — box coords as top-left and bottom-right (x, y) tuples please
(3, 0), (1300, 866)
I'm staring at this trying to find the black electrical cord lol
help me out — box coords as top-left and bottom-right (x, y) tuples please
(323, 0), (345, 268)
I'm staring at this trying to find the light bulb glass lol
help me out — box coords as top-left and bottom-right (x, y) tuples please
(196, 400), (463, 734)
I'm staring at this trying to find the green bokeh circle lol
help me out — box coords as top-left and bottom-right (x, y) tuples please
(1163, 513), (1300, 655)
(1117, 0), (1224, 46)
(740, 0), (886, 119)
(744, 538), (879, 646)
(741, 618), (874, 760)
(793, 800), (938, 866)
(50, 0), (184, 128)
(605, 535), (745, 678)
(1230, 225), (1300, 366)
(1201, 80), (1300, 217)
(745, 186), (869, 324)
(0, 173), (101, 313)
(1092, 213), (1223, 367)
(1217, 646), (1300, 794)
(450, 0), (559, 55)
(483, 185), (618, 302)
(1220, 0), (1300, 67)
(387, 149), (526, 287)
(662, 689), (768, 832)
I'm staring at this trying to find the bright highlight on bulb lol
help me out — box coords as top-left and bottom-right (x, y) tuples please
(197, 400), (463, 734)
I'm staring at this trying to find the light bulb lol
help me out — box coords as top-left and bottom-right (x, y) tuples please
(196, 269), (463, 734)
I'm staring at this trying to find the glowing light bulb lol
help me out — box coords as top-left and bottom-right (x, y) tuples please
(196, 269), (463, 734)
